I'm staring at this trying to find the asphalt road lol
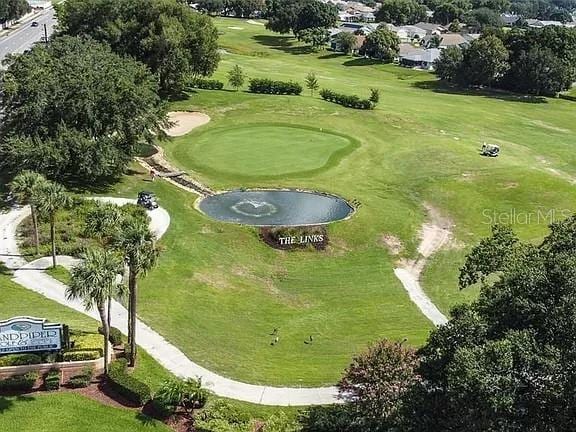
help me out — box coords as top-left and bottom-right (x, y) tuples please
(0, 8), (57, 63)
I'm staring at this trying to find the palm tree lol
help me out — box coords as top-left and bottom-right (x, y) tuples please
(114, 217), (159, 366)
(34, 181), (72, 268)
(84, 202), (124, 245)
(9, 171), (48, 256)
(67, 248), (124, 374)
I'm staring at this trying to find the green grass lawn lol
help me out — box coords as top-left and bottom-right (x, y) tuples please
(0, 277), (301, 421)
(173, 123), (358, 179)
(45, 265), (72, 285)
(131, 17), (576, 385)
(6, 17), (576, 388)
(0, 393), (169, 432)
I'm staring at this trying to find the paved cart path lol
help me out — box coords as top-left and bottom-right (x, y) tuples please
(0, 198), (339, 406)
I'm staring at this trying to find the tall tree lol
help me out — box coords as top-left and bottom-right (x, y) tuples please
(335, 31), (357, 55)
(360, 27), (400, 62)
(375, 0), (427, 25)
(434, 45), (464, 82)
(9, 171), (48, 256)
(56, 0), (220, 96)
(114, 218), (159, 366)
(0, 0), (30, 27)
(0, 36), (166, 184)
(458, 35), (509, 86)
(338, 340), (421, 431)
(227, 64), (246, 91)
(67, 248), (124, 374)
(33, 181), (71, 268)
(297, 27), (330, 50)
(265, 0), (337, 37)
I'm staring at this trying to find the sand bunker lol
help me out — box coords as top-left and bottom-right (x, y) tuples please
(165, 111), (211, 137)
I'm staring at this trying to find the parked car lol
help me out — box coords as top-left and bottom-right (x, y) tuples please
(31, 21), (39, 27)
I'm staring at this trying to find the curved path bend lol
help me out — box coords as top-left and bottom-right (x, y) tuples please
(0, 199), (338, 406)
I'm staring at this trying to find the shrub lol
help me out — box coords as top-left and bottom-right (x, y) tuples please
(44, 369), (60, 391)
(68, 366), (93, 388)
(188, 78), (224, 90)
(63, 350), (101, 362)
(0, 372), (38, 391)
(195, 399), (252, 430)
(153, 377), (208, 418)
(319, 88), (375, 110)
(0, 353), (43, 367)
(107, 359), (151, 406)
(98, 326), (123, 346)
(248, 78), (302, 95)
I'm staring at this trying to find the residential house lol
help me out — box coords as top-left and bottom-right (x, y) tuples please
(413, 22), (447, 35)
(425, 32), (468, 49)
(330, 33), (366, 54)
(399, 48), (441, 70)
(501, 13), (520, 26)
(383, 24), (427, 42)
(526, 19), (564, 28)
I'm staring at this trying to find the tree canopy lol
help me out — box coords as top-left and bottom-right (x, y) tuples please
(375, 0), (428, 25)
(310, 216), (576, 431)
(56, 0), (220, 96)
(434, 27), (576, 96)
(0, 36), (166, 183)
(360, 27), (400, 62)
(0, 0), (30, 26)
(265, 0), (337, 36)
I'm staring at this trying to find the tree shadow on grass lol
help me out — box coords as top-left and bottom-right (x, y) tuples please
(343, 57), (383, 67)
(252, 34), (292, 48)
(252, 35), (314, 55)
(318, 52), (345, 60)
(411, 80), (548, 104)
(0, 395), (35, 414)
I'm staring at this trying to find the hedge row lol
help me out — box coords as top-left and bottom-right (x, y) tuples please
(0, 372), (38, 391)
(559, 93), (576, 102)
(248, 78), (302, 95)
(107, 358), (151, 406)
(98, 326), (123, 346)
(63, 350), (101, 362)
(0, 353), (43, 367)
(188, 78), (224, 90)
(319, 88), (375, 110)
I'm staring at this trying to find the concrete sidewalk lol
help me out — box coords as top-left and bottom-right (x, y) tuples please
(0, 203), (339, 406)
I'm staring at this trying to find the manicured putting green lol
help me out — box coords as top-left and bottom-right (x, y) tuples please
(173, 123), (358, 178)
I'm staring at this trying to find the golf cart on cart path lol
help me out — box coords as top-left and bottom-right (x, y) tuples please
(137, 191), (159, 210)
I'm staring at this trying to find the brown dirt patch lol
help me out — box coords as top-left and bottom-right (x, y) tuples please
(379, 234), (403, 255)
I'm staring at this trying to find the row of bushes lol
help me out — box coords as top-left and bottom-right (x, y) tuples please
(0, 353), (43, 367)
(62, 350), (101, 362)
(319, 89), (375, 110)
(188, 77), (224, 90)
(0, 371), (38, 391)
(248, 78), (302, 95)
(107, 358), (151, 406)
(559, 93), (576, 102)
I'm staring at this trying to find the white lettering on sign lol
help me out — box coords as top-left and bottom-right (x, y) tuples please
(278, 235), (324, 245)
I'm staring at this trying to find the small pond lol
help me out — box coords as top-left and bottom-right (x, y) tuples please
(198, 190), (353, 226)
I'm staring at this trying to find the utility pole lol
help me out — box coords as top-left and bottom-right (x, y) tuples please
(43, 23), (48, 45)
